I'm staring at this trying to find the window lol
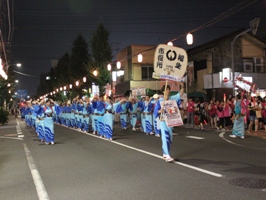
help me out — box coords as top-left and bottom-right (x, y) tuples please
(141, 65), (153, 79)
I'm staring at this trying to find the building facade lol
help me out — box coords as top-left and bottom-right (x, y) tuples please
(113, 29), (266, 100)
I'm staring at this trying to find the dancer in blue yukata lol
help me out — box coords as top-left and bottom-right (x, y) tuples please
(36, 100), (45, 142)
(128, 97), (142, 131)
(114, 90), (131, 130)
(92, 94), (106, 137)
(76, 99), (85, 131)
(152, 94), (161, 137)
(154, 82), (184, 162)
(70, 97), (78, 128)
(65, 101), (72, 127)
(141, 95), (154, 135)
(44, 99), (55, 145)
(230, 94), (245, 139)
(82, 97), (92, 133)
(103, 96), (114, 140)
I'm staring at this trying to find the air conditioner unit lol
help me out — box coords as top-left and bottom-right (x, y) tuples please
(243, 61), (253, 73)
(253, 57), (265, 72)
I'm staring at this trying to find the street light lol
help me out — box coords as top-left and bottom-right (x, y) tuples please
(231, 18), (260, 94)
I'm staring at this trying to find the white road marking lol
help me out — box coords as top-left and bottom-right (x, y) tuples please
(16, 119), (49, 200)
(23, 143), (50, 200)
(0, 126), (17, 129)
(219, 132), (245, 147)
(112, 140), (223, 178)
(16, 119), (24, 138)
(186, 136), (205, 140)
(82, 130), (223, 178)
(0, 136), (22, 140)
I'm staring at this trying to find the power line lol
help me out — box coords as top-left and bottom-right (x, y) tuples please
(110, 0), (258, 63)
(13, 70), (39, 78)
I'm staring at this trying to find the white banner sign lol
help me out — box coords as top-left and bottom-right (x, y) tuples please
(162, 100), (183, 127)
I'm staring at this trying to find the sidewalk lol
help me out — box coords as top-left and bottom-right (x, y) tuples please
(181, 124), (266, 140)
(245, 130), (266, 140)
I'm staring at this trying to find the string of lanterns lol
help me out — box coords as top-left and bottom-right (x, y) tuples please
(37, 32), (193, 101)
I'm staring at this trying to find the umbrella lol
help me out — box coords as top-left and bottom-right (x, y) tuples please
(188, 91), (208, 99)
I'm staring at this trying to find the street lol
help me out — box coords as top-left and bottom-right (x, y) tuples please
(1, 117), (266, 200)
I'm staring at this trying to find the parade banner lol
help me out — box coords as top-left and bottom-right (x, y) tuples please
(153, 44), (188, 79)
(235, 75), (257, 93)
(162, 100), (183, 127)
(131, 87), (146, 96)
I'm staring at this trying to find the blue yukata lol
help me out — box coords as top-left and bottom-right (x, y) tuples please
(128, 101), (142, 129)
(44, 107), (54, 143)
(24, 107), (32, 126)
(65, 105), (72, 127)
(56, 104), (63, 125)
(70, 103), (77, 128)
(154, 93), (181, 158)
(91, 106), (97, 134)
(20, 106), (26, 119)
(77, 103), (84, 130)
(114, 101), (129, 129)
(92, 100), (105, 136)
(83, 103), (92, 132)
(104, 102), (113, 139)
(232, 100), (245, 138)
(151, 99), (161, 136)
(36, 107), (45, 141)
(32, 105), (41, 131)
(141, 100), (154, 135)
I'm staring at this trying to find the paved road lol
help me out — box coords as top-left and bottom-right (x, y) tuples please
(1, 117), (266, 200)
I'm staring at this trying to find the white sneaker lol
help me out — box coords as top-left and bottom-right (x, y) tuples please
(132, 127), (136, 131)
(240, 136), (245, 139)
(51, 142), (55, 145)
(150, 132), (154, 135)
(155, 134), (160, 137)
(229, 135), (236, 138)
(165, 157), (174, 163)
(92, 131), (96, 135)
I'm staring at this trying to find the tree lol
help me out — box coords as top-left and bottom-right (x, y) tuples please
(90, 22), (113, 94)
(0, 68), (14, 108)
(54, 52), (71, 87)
(69, 34), (91, 81)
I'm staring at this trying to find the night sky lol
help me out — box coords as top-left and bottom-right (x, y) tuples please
(11, 0), (266, 96)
